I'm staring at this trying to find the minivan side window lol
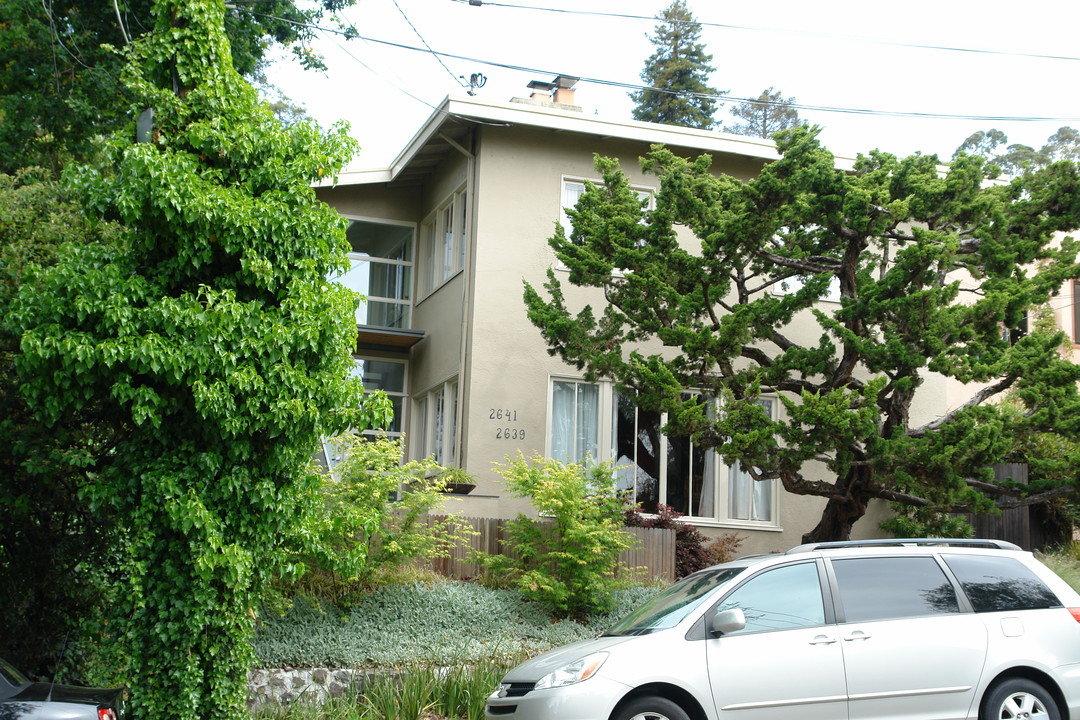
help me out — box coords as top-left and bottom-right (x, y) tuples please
(715, 562), (825, 634)
(942, 554), (1061, 612)
(832, 557), (959, 622)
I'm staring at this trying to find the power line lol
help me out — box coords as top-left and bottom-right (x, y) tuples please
(339, 33), (1080, 124)
(252, 11), (1080, 124)
(391, 0), (469, 90)
(315, 28), (440, 112)
(456, 0), (1080, 65)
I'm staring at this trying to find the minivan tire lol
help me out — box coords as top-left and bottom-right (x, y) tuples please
(613, 696), (691, 720)
(981, 678), (1061, 720)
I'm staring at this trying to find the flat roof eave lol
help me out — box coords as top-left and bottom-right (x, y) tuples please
(325, 94), (858, 187)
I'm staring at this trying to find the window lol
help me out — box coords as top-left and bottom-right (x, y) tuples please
(1073, 280), (1080, 343)
(831, 557), (959, 622)
(415, 379), (458, 466)
(613, 390), (663, 512)
(550, 379), (600, 464)
(353, 358), (407, 439)
(548, 378), (779, 526)
(1002, 312), (1028, 345)
(715, 562), (825, 634)
(558, 179), (652, 272)
(319, 357), (407, 474)
(560, 180), (589, 237)
(942, 555), (1061, 612)
(728, 399), (775, 522)
(420, 188), (467, 295)
(338, 220), (414, 329)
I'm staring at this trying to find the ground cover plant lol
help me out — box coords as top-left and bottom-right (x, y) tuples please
(251, 577), (659, 720)
(254, 578), (659, 669)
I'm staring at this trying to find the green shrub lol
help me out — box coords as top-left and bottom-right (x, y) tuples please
(301, 435), (475, 592)
(624, 503), (743, 578)
(475, 454), (636, 619)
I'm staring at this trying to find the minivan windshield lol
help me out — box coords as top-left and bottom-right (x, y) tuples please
(606, 567), (745, 636)
(0, 658), (29, 689)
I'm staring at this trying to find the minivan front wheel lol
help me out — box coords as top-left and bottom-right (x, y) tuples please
(613, 696), (691, 720)
(982, 678), (1061, 720)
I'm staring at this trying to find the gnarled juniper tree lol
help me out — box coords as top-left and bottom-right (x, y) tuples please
(525, 127), (1080, 543)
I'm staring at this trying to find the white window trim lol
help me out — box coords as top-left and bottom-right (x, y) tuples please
(414, 377), (460, 467)
(354, 356), (408, 441)
(546, 375), (781, 529)
(556, 177), (655, 273)
(340, 215), (416, 328)
(420, 187), (467, 298)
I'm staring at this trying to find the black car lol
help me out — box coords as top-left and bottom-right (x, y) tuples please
(0, 658), (124, 719)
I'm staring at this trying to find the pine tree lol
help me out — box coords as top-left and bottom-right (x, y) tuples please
(525, 127), (1080, 543)
(728, 87), (802, 139)
(630, 0), (721, 130)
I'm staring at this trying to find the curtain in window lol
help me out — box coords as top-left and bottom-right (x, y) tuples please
(727, 399), (773, 522)
(433, 387), (446, 464)
(551, 381), (598, 464)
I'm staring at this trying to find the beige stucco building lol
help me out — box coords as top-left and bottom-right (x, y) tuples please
(316, 78), (1040, 555)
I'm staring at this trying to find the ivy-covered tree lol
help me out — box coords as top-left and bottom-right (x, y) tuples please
(0, 0), (352, 174)
(524, 127), (1080, 543)
(727, 87), (802, 139)
(630, 0), (721, 130)
(10, 0), (384, 717)
(0, 170), (127, 678)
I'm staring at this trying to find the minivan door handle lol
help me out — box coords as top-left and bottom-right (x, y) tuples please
(844, 630), (872, 641)
(809, 634), (837, 645)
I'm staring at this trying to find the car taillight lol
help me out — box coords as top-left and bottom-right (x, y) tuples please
(1068, 608), (1080, 623)
(98, 709), (117, 720)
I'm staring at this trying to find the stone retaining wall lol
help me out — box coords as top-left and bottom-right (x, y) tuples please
(249, 668), (373, 707)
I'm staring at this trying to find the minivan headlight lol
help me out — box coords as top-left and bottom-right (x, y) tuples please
(534, 652), (608, 690)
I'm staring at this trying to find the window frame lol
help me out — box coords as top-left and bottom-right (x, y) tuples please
(1072, 279), (1080, 344)
(414, 377), (459, 467)
(339, 216), (415, 330)
(318, 356), (408, 477)
(557, 177), (654, 272)
(723, 398), (779, 526)
(420, 187), (467, 297)
(546, 376), (781, 529)
(352, 356), (408, 440)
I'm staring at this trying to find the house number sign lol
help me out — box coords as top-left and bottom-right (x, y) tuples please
(489, 408), (525, 440)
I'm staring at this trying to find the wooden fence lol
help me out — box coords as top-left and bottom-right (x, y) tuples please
(421, 515), (676, 582)
(965, 463), (1046, 551)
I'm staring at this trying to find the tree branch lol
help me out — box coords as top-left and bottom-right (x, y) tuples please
(908, 375), (1016, 438)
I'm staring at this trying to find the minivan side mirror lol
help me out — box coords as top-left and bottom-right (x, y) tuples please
(711, 607), (746, 636)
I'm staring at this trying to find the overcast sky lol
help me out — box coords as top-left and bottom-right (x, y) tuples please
(266, 0), (1080, 169)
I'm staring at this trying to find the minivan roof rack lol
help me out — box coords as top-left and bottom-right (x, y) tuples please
(786, 538), (1022, 554)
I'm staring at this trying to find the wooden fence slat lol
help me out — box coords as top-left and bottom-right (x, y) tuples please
(419, 515), (675, 583)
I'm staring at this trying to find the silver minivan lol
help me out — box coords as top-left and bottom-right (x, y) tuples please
(485, 539), (1080, 720)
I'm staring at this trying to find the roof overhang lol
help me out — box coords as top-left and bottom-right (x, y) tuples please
(356, 326), (425, 353)
(324, 95), (859, 189)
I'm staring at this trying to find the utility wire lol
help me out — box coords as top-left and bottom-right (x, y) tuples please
(456, 0), (1080, 64)
(316, 28), (440, 112)
(338, 34), (1080, 123)
(251, 11), (1080, 124)
(391, 0), (469, 89)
